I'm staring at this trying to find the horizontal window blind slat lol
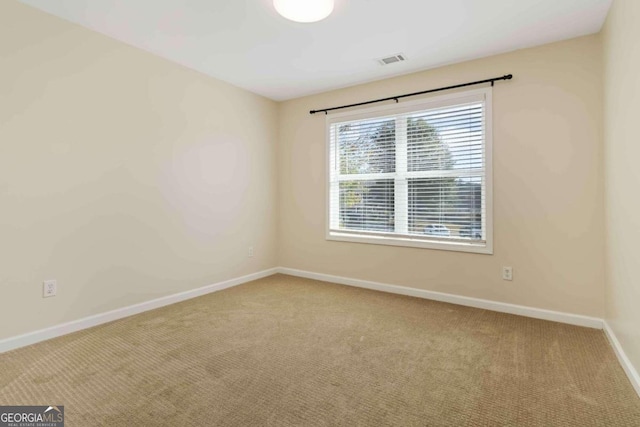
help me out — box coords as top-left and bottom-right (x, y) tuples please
(335, 170), (485, 180)
(329, 228), (486, 244)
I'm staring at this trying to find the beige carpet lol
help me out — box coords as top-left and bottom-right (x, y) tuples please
(1, 274), (639, 426)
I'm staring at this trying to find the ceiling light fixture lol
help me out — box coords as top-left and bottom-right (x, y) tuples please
(273, 0), (334, 23)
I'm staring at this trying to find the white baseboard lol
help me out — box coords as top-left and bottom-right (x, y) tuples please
(3, 265), (638, 398)
(603, 321), (640, 398)
(277, 267), (604, 329)
(0, 268), (278, 354)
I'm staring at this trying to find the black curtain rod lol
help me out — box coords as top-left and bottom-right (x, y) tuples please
(309, 74), (513, 115)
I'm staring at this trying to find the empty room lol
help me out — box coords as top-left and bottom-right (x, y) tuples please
(1, 0), (639, 425)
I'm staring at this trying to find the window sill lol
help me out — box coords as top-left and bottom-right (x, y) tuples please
(327, 231), (493, 254)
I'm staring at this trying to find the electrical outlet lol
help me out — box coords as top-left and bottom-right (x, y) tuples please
(43, 279), (57, 298)
(502, 267), (513, 281)
(248, 246), (254, 258)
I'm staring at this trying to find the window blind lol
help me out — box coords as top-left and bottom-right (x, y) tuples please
(328, 90), (490, 250)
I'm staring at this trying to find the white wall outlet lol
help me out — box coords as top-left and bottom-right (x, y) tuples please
(502, 267), (513, 281)
(248, 246), (254, 258)
(43, 279), (57, 297)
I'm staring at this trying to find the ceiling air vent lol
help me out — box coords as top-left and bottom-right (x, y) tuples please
(378, 53), (407, 66)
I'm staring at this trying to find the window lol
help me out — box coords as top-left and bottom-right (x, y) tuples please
(327, 88), (492, 254)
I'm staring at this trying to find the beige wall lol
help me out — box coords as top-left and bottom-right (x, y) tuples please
(603, 0), (640, 377)
(278, 36), (605, 317)
(0, 1), (611, 344)
(0, 2), (278, 340)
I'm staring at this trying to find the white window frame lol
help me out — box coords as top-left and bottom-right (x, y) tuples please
(325, 88), (493, 254)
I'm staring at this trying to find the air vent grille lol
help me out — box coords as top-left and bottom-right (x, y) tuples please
(378, 53), (407, 65)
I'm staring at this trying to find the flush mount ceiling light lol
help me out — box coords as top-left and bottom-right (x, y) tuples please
(273, 0), (334, 23)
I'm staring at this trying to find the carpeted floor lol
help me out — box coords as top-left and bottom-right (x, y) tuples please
(1, 274), (639, 426)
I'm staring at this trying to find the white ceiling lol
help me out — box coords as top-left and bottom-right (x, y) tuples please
(19, 0), (612, 101)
